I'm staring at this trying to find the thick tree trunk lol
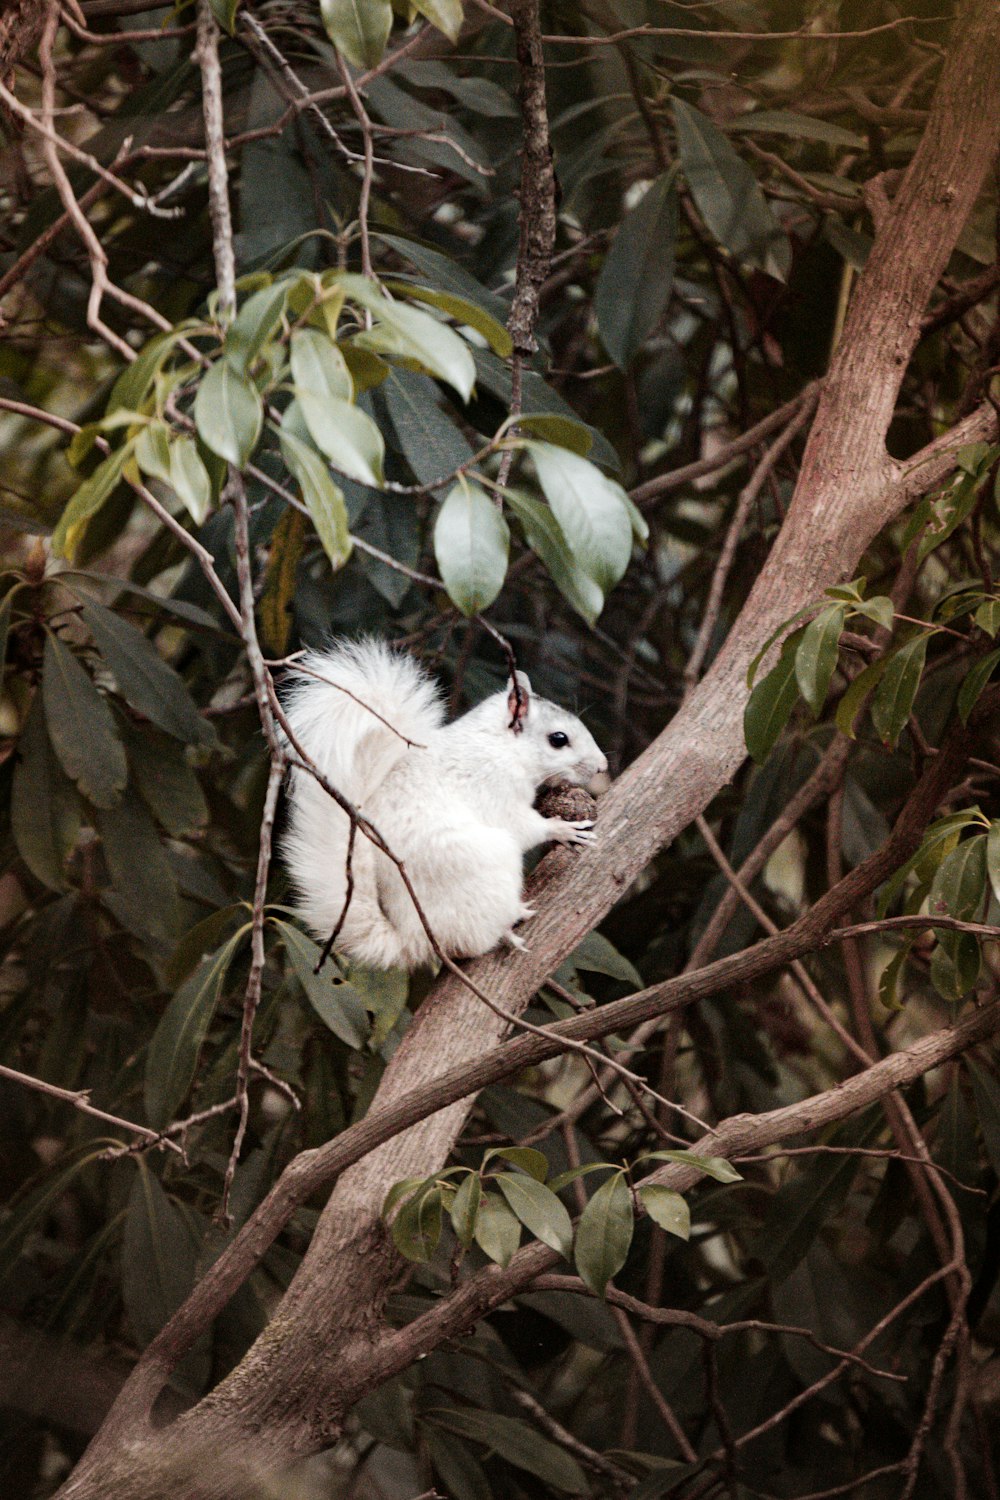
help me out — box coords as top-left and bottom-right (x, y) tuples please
(58, 2), (1000, 1495)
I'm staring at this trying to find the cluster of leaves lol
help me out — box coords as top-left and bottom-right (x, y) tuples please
(62, 268), (645, 631)
(5, 1), (1000, 1497)
(745, 444), (1000, 767)
(384, 1144), (740, 1294)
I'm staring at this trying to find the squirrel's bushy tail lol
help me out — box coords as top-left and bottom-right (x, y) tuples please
(281, 639), (444, 953)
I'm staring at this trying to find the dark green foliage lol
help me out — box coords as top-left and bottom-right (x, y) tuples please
(3, 3), (1000, 1498)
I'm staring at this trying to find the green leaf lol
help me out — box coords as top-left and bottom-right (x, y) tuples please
(319, 0), (392, 69)
(449, 1171), (481, 1248)
(412, 0), (463, 41)
(42, 633), (127, 809)
(345, 280), (476, 400)
(851, 595), (894, 631)
(382, 1175), (429, 1219)
(166, 437), (213, 526)
(930, 933), (981, 1002)
(433, 482), (509, 616)
(965, 1057), (1000, 1178)
(12, 693), (81, 889)
(135, 422), (172, 483)
(672, 98), (790, 280)
(52, 444), (133, 560)
(870, 633), (929, 748)
(834, 656), (889, 738)
(877, 943), (911, 1011)
(292, 392), (385, 488)
(913, 472), (979, 563)
(426, 1409), (588, 1495)
(526, 441), (633, 594)
(473, 1191), (522, 1266)
(289, 328), (353, 403)
(547, 1162), (620, 1194)
(125, 726), (208, 837)
(638, 1151), (742, 1183)
(349, 964), (408, 1049)
(484, 1146), (549, 1181)
(568, 931), (642, 986)
(987, 822), (1000, 907)
(380, 365), (473, 485)
(744, 646), (799, 763)
(274, 920), (369, 1048)
(574, 1169), (633, 1297)
(386, 280), (511, 356)
(121, 1168), (203, 1351)
(746, 608), (812, 687)
(877, 811), (983, 918)
(97, 793), (180, 943)
(958, 647), (1000, 723)
(226, 280), (289, 374)
(0, 590), (14, 681)
(514, 412), (593, 456)
(495, 1174), (573, 1259)
(0, 1148), (110, 1285)
(144, 926), (250, 1127)
(974, 598), (1000, 637)
(503, 487), (604, 624)
(106, 326), (197, 415)
(729, 109), (865, 148)
(421, 1428), (491, 1500)
(595, 172), (677, 368)
(929, 834), (988, 921)
(794, 603), (846, 715)
(80, 599), (207, 744)
(392, 1184), (442, 1262)
(280, 427), (353, 569)
(207, 0), (239, 34)
(193, 359), (263, 467)
(636, 1184), (690, 1240)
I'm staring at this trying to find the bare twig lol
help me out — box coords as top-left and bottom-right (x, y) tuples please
(0, 1062), (181, 1153)
(196, 0), (236, 321)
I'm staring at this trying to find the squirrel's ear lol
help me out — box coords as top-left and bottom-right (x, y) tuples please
(507, 671), (531, 733)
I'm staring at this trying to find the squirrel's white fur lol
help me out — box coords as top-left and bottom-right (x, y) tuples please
(281, 638), (609, 971)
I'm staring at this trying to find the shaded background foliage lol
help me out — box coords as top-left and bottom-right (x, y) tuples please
(3, 1), (1000, 1497)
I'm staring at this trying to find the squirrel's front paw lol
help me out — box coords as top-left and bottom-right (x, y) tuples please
(546, 817), (596, 847)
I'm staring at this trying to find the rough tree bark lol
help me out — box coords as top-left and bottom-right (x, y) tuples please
(57, 1), (1000, 1495)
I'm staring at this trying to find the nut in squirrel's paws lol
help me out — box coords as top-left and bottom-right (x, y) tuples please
(546, 817), (596, 847)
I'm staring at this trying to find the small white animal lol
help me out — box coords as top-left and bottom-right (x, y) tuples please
(281, 638), (609, 971)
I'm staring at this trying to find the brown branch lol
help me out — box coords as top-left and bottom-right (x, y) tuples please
(196, 0), (236, 321)
(59, 705), (988, 1465)
(496, 0), (557, 491)
(532, 1276), (906, 1380)
(327, 1010), (998, 1424)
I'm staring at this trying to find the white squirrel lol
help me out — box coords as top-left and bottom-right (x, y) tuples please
(281, 638), (609, 971)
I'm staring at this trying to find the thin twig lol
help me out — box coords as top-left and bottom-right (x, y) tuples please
(0, 1062), (182, 1153)
(683, 390), (818, 696)
(610, 1303), (698, 1461)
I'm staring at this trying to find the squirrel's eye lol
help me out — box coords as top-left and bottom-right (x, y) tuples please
(548, 731), (570, 749)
